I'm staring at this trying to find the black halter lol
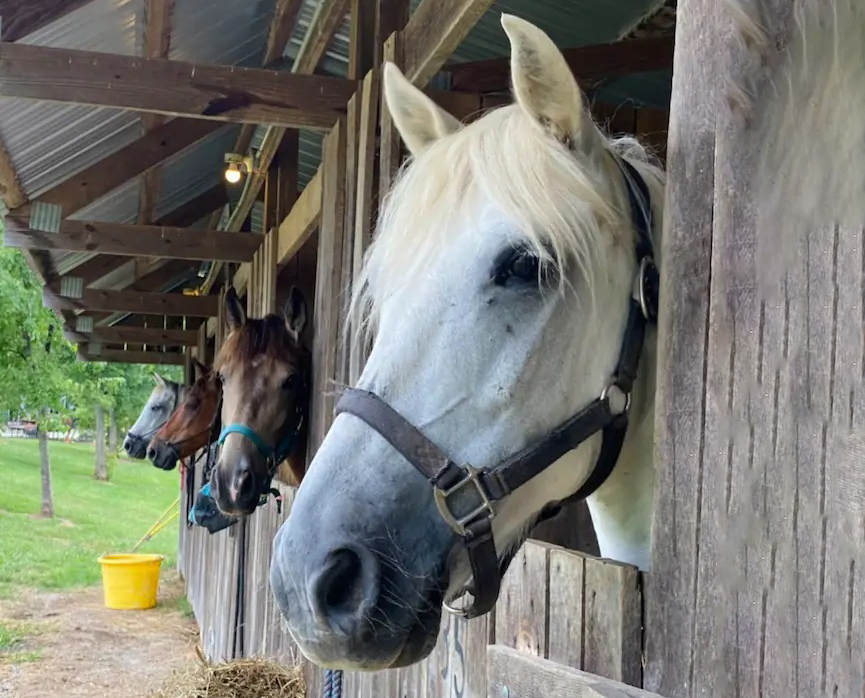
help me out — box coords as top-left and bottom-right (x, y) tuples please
(334, 157), (659, 619)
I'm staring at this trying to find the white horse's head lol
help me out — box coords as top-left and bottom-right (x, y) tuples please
(271, 14), (664, 671)
(122, 373), (182, 458)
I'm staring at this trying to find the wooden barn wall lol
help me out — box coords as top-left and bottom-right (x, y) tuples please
(646, 1), (865, 697)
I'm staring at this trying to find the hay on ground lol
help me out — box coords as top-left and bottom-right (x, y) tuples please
(152, 645), (305, 698)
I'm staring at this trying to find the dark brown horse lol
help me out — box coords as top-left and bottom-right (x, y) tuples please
(147, 358), (221, 471)
(209, 286), (310, 516)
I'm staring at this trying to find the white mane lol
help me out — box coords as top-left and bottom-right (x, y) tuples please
(351, 103), (665, 337)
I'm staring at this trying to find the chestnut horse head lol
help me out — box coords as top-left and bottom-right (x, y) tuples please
(147, 358), (221, 471)
(210, 286), (311, 516)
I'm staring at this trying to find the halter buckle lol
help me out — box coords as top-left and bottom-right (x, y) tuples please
(433, 463), (495, 537)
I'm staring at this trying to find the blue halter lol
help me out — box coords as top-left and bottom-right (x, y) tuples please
(216, 421), (300, 466)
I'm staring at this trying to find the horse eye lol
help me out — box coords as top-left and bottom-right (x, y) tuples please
(282, 374), (296, 391)
(492, 247), (545, 286)
(150, 404), (162, 412)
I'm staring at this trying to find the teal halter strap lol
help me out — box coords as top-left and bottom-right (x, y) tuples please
(217, 419), (302, 466)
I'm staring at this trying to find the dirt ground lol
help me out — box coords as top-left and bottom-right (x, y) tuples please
(0, 572), (198, 698)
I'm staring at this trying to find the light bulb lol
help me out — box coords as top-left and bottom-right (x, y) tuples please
(225, 166), (242, 184)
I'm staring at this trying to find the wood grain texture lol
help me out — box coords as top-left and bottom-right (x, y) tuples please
(309, 118), (347, 455)
(496, 541), (549, 657)
(79, 348), (185, 365)
(0, 132), (26, 208)
(43, 287), (218, 317)
(547, 547), (585, 670)
(401, 0), (495, 87)
(5, 218), (262, 262)
(487, 646), (666, 698)
(35, 118), (223, 215)
(449, 36), (675, 94)
(65, 325), (198, 346)
(642, 0), (718, 693)
(0, 42), (355, 129)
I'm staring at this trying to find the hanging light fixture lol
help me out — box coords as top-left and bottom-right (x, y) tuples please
(224, 152), (254, 184)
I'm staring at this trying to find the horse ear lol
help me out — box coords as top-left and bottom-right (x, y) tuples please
(191, 357), (207, 381)
(224, 286), (246, 331)
(501, 14), (595, 151)
(283, 286), (308, 342)
(153, 372), (166, 387)
(383, 62), (462, 157)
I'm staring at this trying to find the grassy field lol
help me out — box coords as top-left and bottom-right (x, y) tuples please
(0, 437), (180, 598)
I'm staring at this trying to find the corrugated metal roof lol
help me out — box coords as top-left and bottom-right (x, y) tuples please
(0, 0), (143, 198)
(169, 0), (276, 66)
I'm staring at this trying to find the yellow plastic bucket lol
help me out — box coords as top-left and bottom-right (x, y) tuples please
(97, 553), (164, 610)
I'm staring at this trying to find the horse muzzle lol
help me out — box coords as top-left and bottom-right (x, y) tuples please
(146, 439), (179, 471)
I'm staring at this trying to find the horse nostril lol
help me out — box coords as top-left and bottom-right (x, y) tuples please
(124, 441), (132, 453)
(238, 469), (255, 499)
(309, 545), (380, 635)
(146, 445), (157, 461)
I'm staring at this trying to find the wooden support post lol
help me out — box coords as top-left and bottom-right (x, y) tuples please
(309, 118), (347, 456)
(378, 32), (403, 200)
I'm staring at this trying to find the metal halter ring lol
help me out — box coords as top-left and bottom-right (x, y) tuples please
(600, 381), (632, 415)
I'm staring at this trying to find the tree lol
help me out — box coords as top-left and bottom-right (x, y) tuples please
(38, 425), (54, 517)
(94, 403), (108, 481)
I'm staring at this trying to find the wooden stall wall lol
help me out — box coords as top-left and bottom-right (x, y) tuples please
(646, 1), (865, 697)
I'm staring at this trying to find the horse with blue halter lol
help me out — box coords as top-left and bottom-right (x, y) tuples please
(208, 286), (311, 517)
(122, 373), (186, 459)
(269, 15), (665, 671)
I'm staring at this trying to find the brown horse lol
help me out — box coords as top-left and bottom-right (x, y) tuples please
(209, 286), (310, 516)
(147, 358), (221, 471)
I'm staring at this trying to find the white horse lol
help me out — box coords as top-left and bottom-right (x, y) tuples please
(122, 373), (185, 458)
(270, 14), (665, 671)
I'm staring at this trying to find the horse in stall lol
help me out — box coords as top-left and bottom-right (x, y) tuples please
(269, 14), (665, 671)
(207, 286), (311, 517)
(122, 373), (186, 458)
(147, 357), (221, 472)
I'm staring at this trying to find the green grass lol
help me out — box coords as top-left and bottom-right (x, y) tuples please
(0, 437), (180, 598)
(0, 621), (44, 664)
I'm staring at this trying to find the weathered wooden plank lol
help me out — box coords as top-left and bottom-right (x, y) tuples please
(449, 36), (675, 94)
(495, 541), (549, 657)
(488, 645), (667, 698)
(378, 33), (402, 203)
(5, 218), (262, 262)
(276, 168), (323, 268)
(582, 557), (641, 686)
(547, 547), (585, 670)
(347, 68), (380, 383)
(67, 325), (198, 347)
(80, 348), (185, 365)
(34, 118), (223, 216)
(642, 0), (719, 692)
(44, 287), (218, 317)
(0, 132), (25, 208)
(401, 0), (495, 88)
(309, 118), (347, 454)
(0, 42), (356, 130)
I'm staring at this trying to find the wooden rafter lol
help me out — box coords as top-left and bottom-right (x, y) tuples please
(402, 0), (496, 87)
(138, 0), (176, 225)
(5, 218), (264, 263)
(63, 325), (198, 347)
(0, 134), (25, 208)
(50, 184), (228, 284)
(35, 119), (223, 216)
(0, 42), (356, 129)
(79, 348), (185, 366)
(447, 35), (676, 93)
(43, 287), (219, 317)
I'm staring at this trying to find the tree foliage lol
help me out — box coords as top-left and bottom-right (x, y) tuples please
(0, 248), (182, 433)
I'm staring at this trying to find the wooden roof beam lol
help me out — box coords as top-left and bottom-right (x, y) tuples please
(5, 217), (262, 263)
(402, 0), (496, 87)
(138, 0), (176, 226)
(0, 42), (356, 130)
(447, 35), (676, 94)
(64, 325), (198, 347)
(79, 347), (186, 366)
(44, 287), (218, 317)
(34, 118), (224, 217)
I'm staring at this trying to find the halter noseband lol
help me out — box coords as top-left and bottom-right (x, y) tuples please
(334, 157), (659, 619)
